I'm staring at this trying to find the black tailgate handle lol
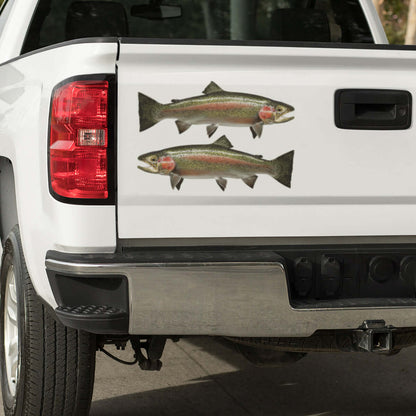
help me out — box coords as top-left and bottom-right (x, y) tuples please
(335, 89), (412, 130)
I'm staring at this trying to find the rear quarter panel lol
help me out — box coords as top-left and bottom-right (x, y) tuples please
(0, 42), (118, 306)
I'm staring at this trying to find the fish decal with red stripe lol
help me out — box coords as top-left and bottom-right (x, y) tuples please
(137, 136), (294, 191)
(139, 82), (295, 139)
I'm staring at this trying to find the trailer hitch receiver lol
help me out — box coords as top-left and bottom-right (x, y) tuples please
(353, 320), (394, 353)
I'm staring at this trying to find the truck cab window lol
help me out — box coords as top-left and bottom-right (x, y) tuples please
(22, 0), (374, 54)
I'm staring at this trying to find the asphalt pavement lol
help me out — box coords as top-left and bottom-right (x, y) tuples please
(91, 337), (416, 416)
(2, 337), (416, 415)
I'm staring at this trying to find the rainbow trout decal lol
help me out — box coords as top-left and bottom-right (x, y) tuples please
(137, 136), (294, 191)
(139, 82), (295, 139)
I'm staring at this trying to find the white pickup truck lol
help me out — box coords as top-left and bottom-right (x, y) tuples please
(1, 0), (416, 414)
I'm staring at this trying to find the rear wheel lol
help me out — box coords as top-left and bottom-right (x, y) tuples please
(0, 227), (96, 416)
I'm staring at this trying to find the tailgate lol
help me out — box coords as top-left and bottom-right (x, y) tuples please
(117, 43), (416, 240)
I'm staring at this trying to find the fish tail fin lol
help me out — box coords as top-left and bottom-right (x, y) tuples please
(139, 93), (163, 132)
(271, 150), (294, 188)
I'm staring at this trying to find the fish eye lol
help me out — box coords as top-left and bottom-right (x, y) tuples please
(149, 156), (158, 162)
(277, 107), (284, 113)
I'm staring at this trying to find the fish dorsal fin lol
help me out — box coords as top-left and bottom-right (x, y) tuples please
(203, 81), (224, 95)
(213, 135), (233, 149)
(171, 99), (181, 103)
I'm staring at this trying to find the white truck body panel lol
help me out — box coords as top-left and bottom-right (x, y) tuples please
(0, 42), (118, 306)
(117, 43), (416, 240)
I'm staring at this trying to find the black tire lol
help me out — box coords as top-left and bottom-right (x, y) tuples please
(0, 227), (96, 416)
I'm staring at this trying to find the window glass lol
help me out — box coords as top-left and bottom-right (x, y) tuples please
(22, 0), (374, 54)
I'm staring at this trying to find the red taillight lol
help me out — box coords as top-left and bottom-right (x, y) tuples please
(49, 80), (109, 199)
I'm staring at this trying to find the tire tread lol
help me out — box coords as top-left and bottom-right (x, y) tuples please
(1, 227), (96, 416)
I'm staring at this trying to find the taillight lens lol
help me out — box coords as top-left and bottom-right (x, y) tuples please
(49, 80), (109, 199)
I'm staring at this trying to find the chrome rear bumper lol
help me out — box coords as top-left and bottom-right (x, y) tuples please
(45, 251), (416, 337)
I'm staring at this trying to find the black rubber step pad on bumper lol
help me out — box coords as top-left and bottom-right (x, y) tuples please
(56, 305), (128, 334)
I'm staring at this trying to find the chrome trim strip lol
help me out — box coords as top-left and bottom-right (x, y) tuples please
(45, 259), (281, 273)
